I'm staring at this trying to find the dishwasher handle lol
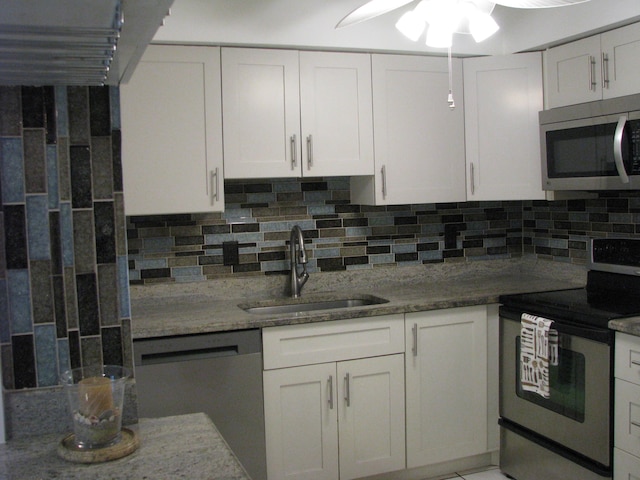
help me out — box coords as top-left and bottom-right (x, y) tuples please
(134, 329), (261, 366)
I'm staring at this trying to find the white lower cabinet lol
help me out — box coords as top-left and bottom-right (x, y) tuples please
(614, 448), (640, 480)
(405, 305), (490, 468)
(263, 316), (405, 480)
(263, 362), (339, 480)
(263, 307), (496, 480)
(614, 332), (640, 479)
(263, 355), (405, 480)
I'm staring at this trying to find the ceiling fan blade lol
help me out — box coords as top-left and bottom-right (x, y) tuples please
(494, 0), (590, 8)
(336, 0), (415, 28)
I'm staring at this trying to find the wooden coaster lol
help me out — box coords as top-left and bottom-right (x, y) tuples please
(57, 428), (139, 463)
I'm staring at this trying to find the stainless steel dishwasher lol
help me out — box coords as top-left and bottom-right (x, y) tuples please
(133, 329), (265, 479)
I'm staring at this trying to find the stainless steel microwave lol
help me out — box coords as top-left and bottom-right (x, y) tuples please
(540, 94), (640, 190)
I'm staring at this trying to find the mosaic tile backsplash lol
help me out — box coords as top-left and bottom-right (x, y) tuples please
(0, 86), (131, 391)
(127, 179), (640, 285)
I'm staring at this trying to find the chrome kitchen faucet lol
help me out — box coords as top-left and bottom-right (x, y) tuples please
(289, 225), (309, 298)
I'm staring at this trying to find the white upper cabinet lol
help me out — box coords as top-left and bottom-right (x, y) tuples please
(221, 48), (300, 179)
(545, 22), (640, 109)
(351, 54), (466, 205)
(463, 52), (546, 201)
(222, 47), (374, 179)
(299, 51), (374, 177)
(121, 45), (224, 215)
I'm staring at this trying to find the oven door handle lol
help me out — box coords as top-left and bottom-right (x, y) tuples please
(500, 308), (612, 344)
(613, 115), (630, 184)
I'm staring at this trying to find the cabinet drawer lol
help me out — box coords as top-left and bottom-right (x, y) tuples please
(614, 447), (640, 480)
(615, 378), (640, 458)
(615, 333), (640, 384)
(263, 314), (405, 370)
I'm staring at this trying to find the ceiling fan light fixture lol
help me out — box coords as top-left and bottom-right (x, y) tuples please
(468, 9), (500, 42)
(416, 0), (464, 31)
(395, 10), (426, 41)
(425, 23), (453, 48)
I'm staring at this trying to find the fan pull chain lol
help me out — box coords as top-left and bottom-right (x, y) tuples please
(447, 46), (455, 110)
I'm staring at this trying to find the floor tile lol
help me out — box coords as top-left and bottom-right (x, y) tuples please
(461, 467), (510, 480)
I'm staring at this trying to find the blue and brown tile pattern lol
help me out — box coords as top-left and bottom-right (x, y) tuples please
(128, 182), (640, 285)
(127, 180), (525, 284)
(0, 86), (130, 390)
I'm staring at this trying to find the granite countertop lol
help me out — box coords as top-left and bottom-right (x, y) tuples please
(609, 317), (640, 337)
(0, 413), (250, 480)
(130, 258), (589, 339)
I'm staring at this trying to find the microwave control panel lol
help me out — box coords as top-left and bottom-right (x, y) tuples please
(632, 119), (640, 174)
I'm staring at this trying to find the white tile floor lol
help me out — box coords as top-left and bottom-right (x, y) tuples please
(443, 466), (510, 480)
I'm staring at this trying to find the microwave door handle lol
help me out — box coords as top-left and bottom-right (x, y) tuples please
(614, 115), (630, 184)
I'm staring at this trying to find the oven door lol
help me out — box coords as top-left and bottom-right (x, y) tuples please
(499, 310), (611, 467)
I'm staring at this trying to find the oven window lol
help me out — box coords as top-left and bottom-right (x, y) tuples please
(516, 337), (586, 422)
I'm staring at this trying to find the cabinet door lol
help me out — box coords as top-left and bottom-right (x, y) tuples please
(299, 51), (374, 177)
(121, 45), (224, 215)
(601, 23), (640, 100)
(263, 363), (338, 480)
(406, 306), (488, 468)
(614, 448), (640, 480)
(545, 35), (602, 108)
(351, 54), (466, 205)
(337, 354), (405, 480)
(222, 48), (300, 179)
(615, 378), (640, 460)
(464, 53), (545, 201)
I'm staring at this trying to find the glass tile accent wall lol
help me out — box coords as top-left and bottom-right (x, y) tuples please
(522, 193), (640, 261)
(128, 184), (640, 285)
(127, 178), (525, 284)
(0, 86), (131, 391)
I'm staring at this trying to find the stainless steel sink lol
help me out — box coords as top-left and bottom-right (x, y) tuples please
(240, 295), (388, 315)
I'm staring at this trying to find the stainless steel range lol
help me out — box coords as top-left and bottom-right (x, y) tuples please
(499, 238), (640, 480)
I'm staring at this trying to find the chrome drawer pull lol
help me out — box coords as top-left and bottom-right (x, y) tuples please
(290, 134), (297, 169)
(412, 323), (418, 357)
(307, 134), (313, 169)
(589, 55), (597, 91)
(328, 375), (334, 410)
(601, 52), (609, 89)
(344, 373), (351, 407)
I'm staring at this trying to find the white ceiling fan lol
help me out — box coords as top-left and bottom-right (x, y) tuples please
(336, 0), (590, 47)
(336, 0), (589, 109)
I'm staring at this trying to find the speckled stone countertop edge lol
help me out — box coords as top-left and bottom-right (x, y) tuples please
(609, 317), (640, 337)
(0, 413), (250, 480)
(130, 257), (590, 339)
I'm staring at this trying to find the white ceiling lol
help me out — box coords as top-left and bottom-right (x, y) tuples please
(153, 0), (640, 56)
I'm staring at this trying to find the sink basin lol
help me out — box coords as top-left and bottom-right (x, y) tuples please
(241, 295), (389, 315)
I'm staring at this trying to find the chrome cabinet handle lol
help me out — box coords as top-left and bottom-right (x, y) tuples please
(328, 375), (334, 410)
(412, 323), (418, 357)
(630, 359), (640, 366)
(344, 373), (351, 407)
(589, 55), (597, 91)
(470, 163), (476, 195)
(613, 115), (630, 184)
(381, 165), (387, 199)
(601, 52), (610, 89)
(210, 167), (219, 205)
(631, 420), (640, 428)
(307, 134), (313, 170)
(290, 134), (297, 170)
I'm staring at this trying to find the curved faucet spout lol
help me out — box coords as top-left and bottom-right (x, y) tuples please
(290, 225), (309, 298)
